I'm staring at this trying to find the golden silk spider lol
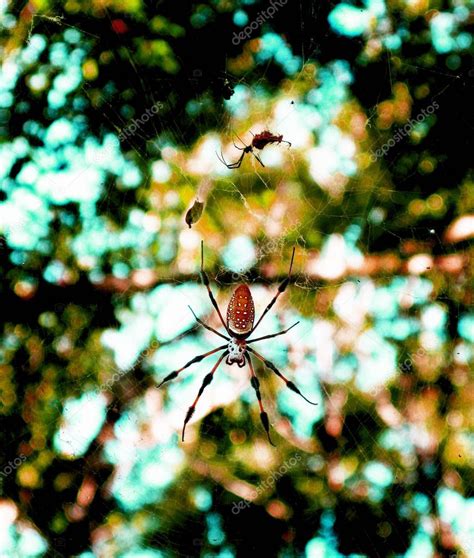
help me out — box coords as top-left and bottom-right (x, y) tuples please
(157, 242), (316, 445)
(217, 130), (291, 169)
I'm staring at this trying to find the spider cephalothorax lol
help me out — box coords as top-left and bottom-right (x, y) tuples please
(158, 242), (316, 445)
(217, 130), (291, 169)
(226, 338), (247, 367)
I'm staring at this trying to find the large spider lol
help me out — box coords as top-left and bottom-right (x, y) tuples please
(157, 242), (316, 445)
(217, 130), (291, 169)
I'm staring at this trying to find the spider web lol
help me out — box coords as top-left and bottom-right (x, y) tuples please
(95, 56), (468, 557)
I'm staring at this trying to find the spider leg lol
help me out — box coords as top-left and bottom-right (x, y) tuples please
(227, 151), (246, 169)
(217, 150), (239, 167)
(188, 306), (229, 341)
(182, 351), (227, 441)
(246, 353), (275, 446)
(157, 345), (227, 388)
(281, 140), (292, 149)
(234, 133), (248, 148)
(251, 247), (296, 334)
(251, 151), (265, 168)
(232, 140), (245, 151)
(248, 347), (318, 405)
(216, 150), (245, 169)
(247, 321), (299, 344)
(216, 150), (228, 166)
(200, 241), (229, 333)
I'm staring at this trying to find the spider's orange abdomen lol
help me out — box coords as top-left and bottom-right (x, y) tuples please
(227, 284), (255, 336)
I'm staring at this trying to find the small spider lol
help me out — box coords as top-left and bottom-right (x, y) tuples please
(217, 130), (291, 169)
(158, 242), (316, 445)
